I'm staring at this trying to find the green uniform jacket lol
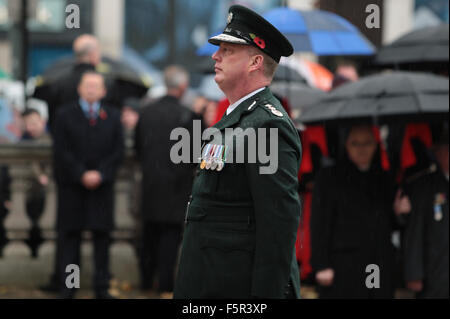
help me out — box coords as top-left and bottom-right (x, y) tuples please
(174, 87), (302, 299)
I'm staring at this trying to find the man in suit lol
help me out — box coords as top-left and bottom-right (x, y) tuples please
(134, 65), (198, 298)
(38, 35), (101, 293)
(174, 5), (302, 298)
(53, 71), (124, 299)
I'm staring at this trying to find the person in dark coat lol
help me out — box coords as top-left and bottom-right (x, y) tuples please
(134, 65), (198, 297)
(311, 124), (404, 299)
(402, 125), (449, 298)
(38, 35), (99, 293)
(53, 71), (124, 299)
(174, 5), (302, 299)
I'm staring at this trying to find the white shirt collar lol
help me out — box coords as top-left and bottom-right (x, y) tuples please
(226, 87), (266, 115)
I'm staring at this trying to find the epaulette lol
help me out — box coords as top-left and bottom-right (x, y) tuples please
(257, 100), (284, 118)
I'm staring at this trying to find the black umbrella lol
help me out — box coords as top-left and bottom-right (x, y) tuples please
(270, 82), (325, 121)
(273, 64), (308, 84)
(298, 71), (449, 125)
(31, 56), (151, 107)
(374, 24), (449, 66)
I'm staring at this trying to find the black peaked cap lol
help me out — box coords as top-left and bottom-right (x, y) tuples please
(209, 5), (294, 63)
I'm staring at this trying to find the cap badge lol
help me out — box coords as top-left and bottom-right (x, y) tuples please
(227, 12), (233, 24)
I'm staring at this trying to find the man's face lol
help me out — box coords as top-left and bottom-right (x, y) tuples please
(78, 74), (106, 103)
(23, 113), (46, 139)
(212, 42), (252, 91)
(345, 127), (377, 170)
(336, 65), (359, 82)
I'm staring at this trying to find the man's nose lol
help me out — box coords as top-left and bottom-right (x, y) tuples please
(212, 49), (220, 61)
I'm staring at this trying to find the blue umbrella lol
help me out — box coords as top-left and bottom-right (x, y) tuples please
(197, 7), (375, 56)
(263, 8), (375, 56)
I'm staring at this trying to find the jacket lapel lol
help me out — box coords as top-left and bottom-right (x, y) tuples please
(76, 102), (89, 125)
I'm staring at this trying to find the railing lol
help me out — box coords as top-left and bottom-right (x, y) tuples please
(0, 141), (141, 258)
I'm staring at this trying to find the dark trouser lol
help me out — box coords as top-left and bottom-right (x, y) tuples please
(140, 221), (182, 292)
(58, 230), (111, 295)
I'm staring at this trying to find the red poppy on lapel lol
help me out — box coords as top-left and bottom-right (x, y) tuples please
(99, 108), (108, 120)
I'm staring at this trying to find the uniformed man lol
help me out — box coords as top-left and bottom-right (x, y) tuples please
(174, 5), (302, 299)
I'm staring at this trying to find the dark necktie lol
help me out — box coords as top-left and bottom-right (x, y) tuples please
(88, 103), (97, 126)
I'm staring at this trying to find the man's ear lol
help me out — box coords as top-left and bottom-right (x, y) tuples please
(249, 54), (264, 73)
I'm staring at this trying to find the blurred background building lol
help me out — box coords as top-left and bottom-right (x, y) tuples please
(0, 0), (448, 83)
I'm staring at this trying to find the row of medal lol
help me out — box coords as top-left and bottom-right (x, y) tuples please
(199, 144), (227, 171)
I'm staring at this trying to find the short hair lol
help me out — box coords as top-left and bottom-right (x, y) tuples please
(247, 46), (278, 80)
(74, 44), (96, 60)
(22, 108), (41, 118)
(73, 34), (100, 61)
(78, 70), (105, 86)
(164, 65), (189, 90)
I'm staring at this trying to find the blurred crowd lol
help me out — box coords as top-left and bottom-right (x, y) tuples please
(0, 28), (448, 299)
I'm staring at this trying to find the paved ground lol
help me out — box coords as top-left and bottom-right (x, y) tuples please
(0, 241), (414, 299)
(0, 240), (146, 299)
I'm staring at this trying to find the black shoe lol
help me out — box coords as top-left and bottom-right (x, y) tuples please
(95, 290), (115, 299)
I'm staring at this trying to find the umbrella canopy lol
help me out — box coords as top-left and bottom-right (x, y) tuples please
(273, 64), (308, 84)
(31, 56), (151, 107)
(374, 24), (449, 66)
(298, 71), (449, 125)
(262, 7), (375, 56)
(270, 82), (325, 121)
(280, 56), (333, 91)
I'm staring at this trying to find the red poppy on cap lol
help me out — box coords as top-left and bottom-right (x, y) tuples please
(253, 37), (266, 49)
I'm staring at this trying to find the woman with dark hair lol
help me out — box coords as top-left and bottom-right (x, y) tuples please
(310, 125), (406, 298)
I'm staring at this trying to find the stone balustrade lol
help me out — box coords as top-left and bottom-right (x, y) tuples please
(0, 140), (141, 257)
